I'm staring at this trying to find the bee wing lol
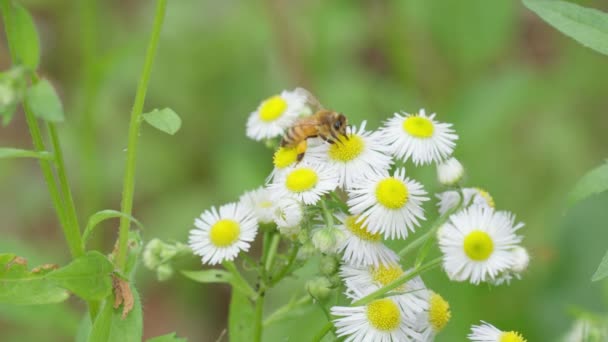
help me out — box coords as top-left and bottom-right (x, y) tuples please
(294, 87), (325, 112)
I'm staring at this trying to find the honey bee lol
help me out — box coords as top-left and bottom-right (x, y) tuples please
(281, 89), (349, 161)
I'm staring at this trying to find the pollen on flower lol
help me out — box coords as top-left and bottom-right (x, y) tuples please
(273, 147), (299, 169)
(345, 215), (381, 242)
(286, 168), (318, 192)
(463, 230), (494, 261)
(403, 116), (434, 138)
(371, 264), (404, 287)
(259, 95), (287, 122)
(209, 219), (241, 247)
(475, 188), (496, 208)
(328, 134), (365, 162)
(428, 292), (451, 332)
(500, 331), (527, 342)
(376, 178), (409, 209)
(366, 299), (401, 331)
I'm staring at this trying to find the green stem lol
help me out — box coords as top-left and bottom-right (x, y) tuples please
(223, 261), (257, 300)
(270, 243), (300, 286)
(320, 199), (334, 228)
(253, 291), (265, 342)
(263, 295), (311, 326)
(312, 322), (333, 342)
(264, 233), (280, 272)
(116, 0), (167, 269)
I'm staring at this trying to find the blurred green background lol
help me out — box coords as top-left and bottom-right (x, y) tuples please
(2, 0), (608, 341)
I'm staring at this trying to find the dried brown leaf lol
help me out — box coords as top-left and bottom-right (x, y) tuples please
(112, 274), (134, 319)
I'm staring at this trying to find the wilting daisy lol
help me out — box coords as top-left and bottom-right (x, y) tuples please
(348, 167), (428, 239)
(188, 203), (258, 265)
(436, 157), (464, 186)
(436, 187), (495, 216)
(414, 290), (452, 341)
(246, 89), (309, 141)
(306, 121), (392, 189)
(381, 109), (458, 166)
(489, 246), (530, 286)
(332, 298), (422, 341)
(438, 205), (524, 284)
(340, 263), (427, 321)
(268, 161), (339, 205)
(335, 213), (399, 267)
(272, 197), (304, 228)
(239, 187), (274, 224)
(468, 321), (526, 342)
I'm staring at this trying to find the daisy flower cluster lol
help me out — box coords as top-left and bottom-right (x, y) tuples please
(145, 88), (531, 341)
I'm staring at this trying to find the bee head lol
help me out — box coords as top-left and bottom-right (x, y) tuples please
(332, 113), (348, 137)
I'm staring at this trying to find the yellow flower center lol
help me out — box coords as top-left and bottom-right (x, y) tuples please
(328, 134), (364, 162)
(376, 178), (408, 209)
(366, 299), (401, 331)
(474, 188), (496, 208)
(463, 230), (494, 261)
(428, 292), (451, 332)
(209, 219), (240, 247)
(403, 116), (434, 138)
(273, 147), (298, 169)
(500, 331), (527, 342)
(259, 200), (273, 209)
(371, 264), (404, 286)
(345, 216), (381, 242)
(285, 168), (318, 192)
(259, 95), (287, 122)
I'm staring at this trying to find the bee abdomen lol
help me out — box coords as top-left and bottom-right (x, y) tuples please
(282, 127), (302, 147)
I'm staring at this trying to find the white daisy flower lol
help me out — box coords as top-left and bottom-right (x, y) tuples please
(246, 89), (309, 141)
(271, 196), (304, 228)
(436, 157), (464, 186)
(438, 206), (524, 284)
(331, 298), (422, 342)
(268, 161), (339, 205)
(488, 246), (530, 286)
(381, 109), (458, 165)
(436, 187), (495, 216)
(348, 167), (429, 239)
(414, 290), (452, 341)
(340, 263), (427, 321)
(335, 213), (399, 267)
(266, 138), (325, 183)
(188, 203), (258, 265)
(468, 321), (527, 342)
(306, 121), (393, 189)
(239, 187), (274, 224)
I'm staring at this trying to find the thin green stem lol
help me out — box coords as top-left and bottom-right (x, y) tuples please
(116, 0), (167, 269)
(270, 243), (300, 286)
(264, 233), (280, 272)
(312, 322), (333, 342)
(263, 295), (311, 327)
(223, 261), (257, 300)
(320, 198), (334, 228)
(253, 291), (265, 342)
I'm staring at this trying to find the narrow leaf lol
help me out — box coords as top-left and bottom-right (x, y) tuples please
(47, 251), (114, 301)
(0, 254), (68, 305)
(592, 249), (608, 281)
(83, 210), (143, 245)
(11, 4), (40, 69)
(88, 289), (143, 342)
(25, 79), (65, 122)
(0, 148), (52, 160)
(181, 269), (234, 285)
(146, 332), (187, 342)
(568, 161), (608, 206)
(142, 108), (182, 135)
(523, 0), (608, 56)
(228, 289), (255, 342)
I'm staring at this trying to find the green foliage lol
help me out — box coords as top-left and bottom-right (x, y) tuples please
(47, 251), (114, 301)
(0, 254), (69, 305)
(181, 269), (233, 284)
(146, 332), (187, 342)
(228, 289), (255, 342)
(88, 290), (143, 342)
(25, 79), (65, 122)
(0, 148), (52, 160)
(524, 0), (608, 56)
(83, 210), (143, 246)
(592, 249), (608, 281)
(0, 66), (27, 125)
(4, 2), (40, 70)
(142, 108), (182, 135)
(568, 161), (608, 206)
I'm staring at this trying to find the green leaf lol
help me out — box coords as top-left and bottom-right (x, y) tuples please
(76, 314), (93, 342)
(568, 161), (608, 206)
(25, 79), (65, 122)
(83, 210), (143, 245)
(142, 108), (182, 135)
(47, 251), (114, 301)
(228, 289), (255, 342)
(0, 147), (52, 160)
(592, 249), (608, 281)
(11, 3), (40, 70)
(88, 289), (143, 342)
(0, 254), (69, 305)
(523, 0), (608, 56)
(181, 269), (234, 284)
(146, 332), (187, 342)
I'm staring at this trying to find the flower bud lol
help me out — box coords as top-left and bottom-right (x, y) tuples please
(143, 239), (164, 270)
(305, 276), (332, 300)
(511, 246), (530, 273)
(319, 255), (339, 276)
(437, 157), (464, 186)
(312, 227), (344, 254)
(297, 242), (317, 260)
(156, 263), (174, 281)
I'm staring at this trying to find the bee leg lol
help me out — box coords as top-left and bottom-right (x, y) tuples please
(296, 140), (308, 162)
(319, 133), (334, 144)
